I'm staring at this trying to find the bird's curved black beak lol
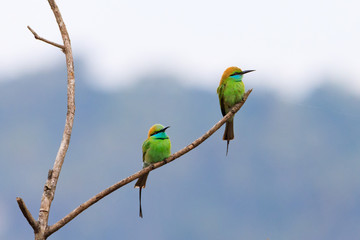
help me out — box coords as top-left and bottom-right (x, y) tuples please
(241, 70), (255, 75)
(162, 126), (170, 132)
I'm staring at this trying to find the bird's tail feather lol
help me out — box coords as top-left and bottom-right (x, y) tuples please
(134, 173), (149, 218)
(226, 140), (230, 156)
(139, 188), (143, 218)
(135, 173), (149, 188)
(223, 121), (234, 156)
(223, 121), (234, 141)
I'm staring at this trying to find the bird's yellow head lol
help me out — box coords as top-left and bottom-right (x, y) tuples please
(222, 66), (243, 79)
(220, 66), (255, 84)
(147, 124), (170, 139)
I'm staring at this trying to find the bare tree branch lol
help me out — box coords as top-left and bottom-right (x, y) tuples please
(27, 26), (65, 52)
(16, 0), (75, 239)
(46, 89), (253, 236)
(16, 197), (39, 233)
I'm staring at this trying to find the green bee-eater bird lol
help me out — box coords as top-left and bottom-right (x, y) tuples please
(134, 124), (171, 218)
(217, 66), (255, 155)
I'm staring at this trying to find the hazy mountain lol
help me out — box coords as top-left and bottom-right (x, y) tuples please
(1, 66), (360, 240)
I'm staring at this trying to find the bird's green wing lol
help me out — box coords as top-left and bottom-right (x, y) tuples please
(217, 84), (226, 116)
(142, 139), (151, 163)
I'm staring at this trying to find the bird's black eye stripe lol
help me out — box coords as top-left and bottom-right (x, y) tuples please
(151, 128), (166, 136)
(230, 72), (241, 76)
(150, 131), (159, 136)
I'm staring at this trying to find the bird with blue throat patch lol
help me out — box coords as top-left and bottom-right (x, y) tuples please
(134, 124), (171, 218)
(217, 66), (255, 155)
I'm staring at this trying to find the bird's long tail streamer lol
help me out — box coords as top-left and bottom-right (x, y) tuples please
(139, 188), (143, 218)
(226, 140), (230, 156)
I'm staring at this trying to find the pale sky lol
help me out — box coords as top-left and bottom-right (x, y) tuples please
(1, 0), (359, 99)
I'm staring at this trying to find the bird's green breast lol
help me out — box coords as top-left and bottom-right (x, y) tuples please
(143, 138), (171, 165)
(223, 80), (245, 107)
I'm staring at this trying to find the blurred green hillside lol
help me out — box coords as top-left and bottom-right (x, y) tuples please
(1, 66), (360, 239)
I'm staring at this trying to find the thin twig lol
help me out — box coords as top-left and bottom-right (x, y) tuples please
(27, 26), (65, 52)
(16, 197), (39, 232)
(47, 89), (252, 236)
